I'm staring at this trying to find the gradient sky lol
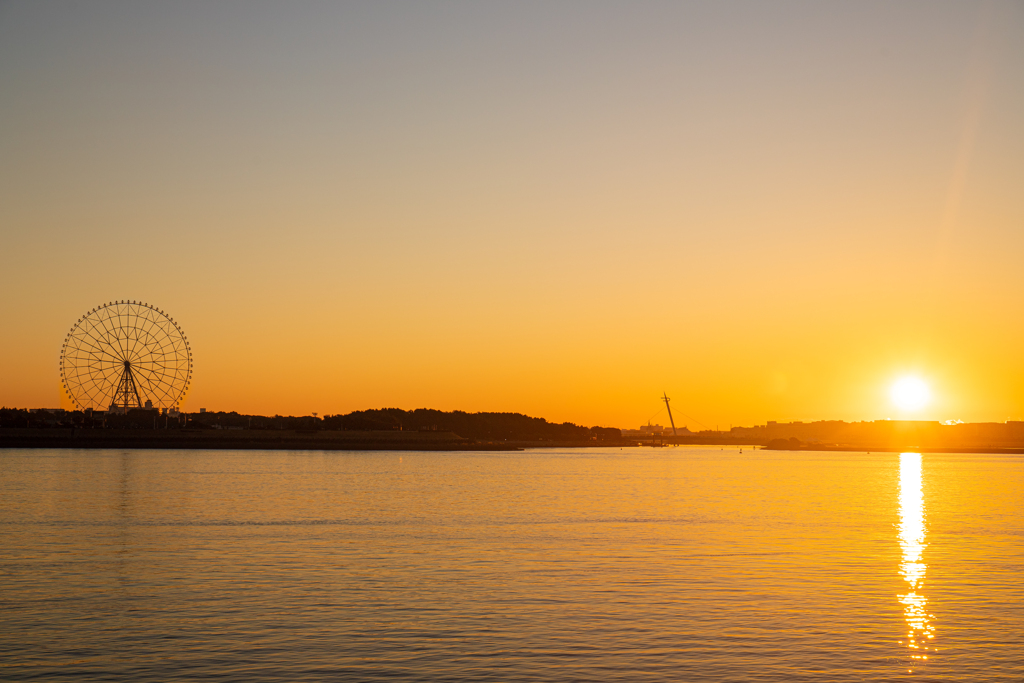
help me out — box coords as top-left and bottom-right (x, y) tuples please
(2, 1), (1023, 428)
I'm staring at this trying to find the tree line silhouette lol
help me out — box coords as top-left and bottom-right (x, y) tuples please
(1, 407), (622, 442)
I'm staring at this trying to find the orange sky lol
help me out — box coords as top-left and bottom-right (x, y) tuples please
(2, 2), (1023, 428)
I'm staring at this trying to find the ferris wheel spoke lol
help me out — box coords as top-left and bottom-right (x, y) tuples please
(91, 314), (129, 362)
(139, 375), (181, 406)
(112, 313), (132, 359)
(134, 374), (159, 402)
(133, 362), (168, 383)
(108, 308), (131, 359)
(140, 377), (175, 404)
(137, 315), (166, 360)
(136, 358), (175, 371)
(126, 307), (150, 359)
(138, 333), (171, 362)
(146, 340), (186, 365)
(71, 332), (123, 362)
(136, 363), (181, 387)
(64, 348), (103, 363)
(91, 309), (118, 340)
(136, 350), (168, 361)
(69, 326), (107, 352)
(116, 334), (133, 364)
(67, 355), (114, 378)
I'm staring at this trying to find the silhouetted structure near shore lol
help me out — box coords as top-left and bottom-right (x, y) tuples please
(621, 418), (1024, 451)
(604, 417), (1024, 452)
(743, 419), (1024, 451)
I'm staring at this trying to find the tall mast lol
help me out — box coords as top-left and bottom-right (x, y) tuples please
(662, 391), (677, 437)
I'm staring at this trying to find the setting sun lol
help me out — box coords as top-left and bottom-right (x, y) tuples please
(891, 377), (931, 412)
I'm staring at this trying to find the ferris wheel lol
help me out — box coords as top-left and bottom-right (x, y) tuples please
(60, 301), (192, 412)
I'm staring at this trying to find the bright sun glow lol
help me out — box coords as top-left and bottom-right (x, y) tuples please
(891, 377), (931, 412)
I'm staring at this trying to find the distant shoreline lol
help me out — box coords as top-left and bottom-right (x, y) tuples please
(4, 429), (1024, 455)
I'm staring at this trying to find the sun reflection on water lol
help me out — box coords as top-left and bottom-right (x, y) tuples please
(898, 452), (935, 664)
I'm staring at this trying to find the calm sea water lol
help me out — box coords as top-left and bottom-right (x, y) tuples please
(1, 447), (1021, 681)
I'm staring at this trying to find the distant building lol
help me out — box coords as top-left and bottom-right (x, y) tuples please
(620, 423), (692, 437)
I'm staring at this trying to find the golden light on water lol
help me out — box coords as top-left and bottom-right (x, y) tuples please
(898, 452), (935, 663)
(891, 377), (931, 412)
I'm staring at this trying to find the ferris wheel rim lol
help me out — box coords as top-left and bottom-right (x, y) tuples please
(59, 300), (192, 411)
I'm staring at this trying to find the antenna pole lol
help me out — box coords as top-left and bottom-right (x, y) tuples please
(662, 392), (677, 437)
